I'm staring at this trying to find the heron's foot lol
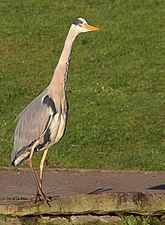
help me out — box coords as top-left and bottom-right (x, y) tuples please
(34, 189), (52, 207)
(35, 192), (52, 203)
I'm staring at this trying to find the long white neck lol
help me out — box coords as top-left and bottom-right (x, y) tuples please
(49, 26), (78, 90)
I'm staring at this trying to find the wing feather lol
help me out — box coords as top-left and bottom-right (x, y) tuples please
(11, 90), (54, 162)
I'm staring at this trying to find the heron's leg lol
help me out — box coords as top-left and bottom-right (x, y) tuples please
(29, 141), (50, 207)
(35, 149), (49, 201)
(39, 149), (49, 188)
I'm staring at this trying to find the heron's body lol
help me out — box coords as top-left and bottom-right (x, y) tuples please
(11, 18), (99, 206)
(12, 88), (67, 166)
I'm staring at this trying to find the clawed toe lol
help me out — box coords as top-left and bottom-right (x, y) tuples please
(34, 190), (52, 207)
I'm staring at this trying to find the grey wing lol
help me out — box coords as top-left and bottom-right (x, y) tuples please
(11, 91), (56, 162)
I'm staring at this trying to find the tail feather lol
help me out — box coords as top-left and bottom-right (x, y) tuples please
(12, 146), (30, 166)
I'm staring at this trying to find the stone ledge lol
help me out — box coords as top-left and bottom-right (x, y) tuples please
(0, 192), (164, 217)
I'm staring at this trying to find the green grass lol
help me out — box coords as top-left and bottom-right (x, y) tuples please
(0, 0), (164, 170)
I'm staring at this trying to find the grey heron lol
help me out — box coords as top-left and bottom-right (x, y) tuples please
(11, 18), (99, 206)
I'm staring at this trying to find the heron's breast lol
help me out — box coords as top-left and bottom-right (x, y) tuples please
(50, 113), (67, 145)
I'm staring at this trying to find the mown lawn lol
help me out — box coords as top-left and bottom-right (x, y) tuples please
(0, 0), (164, 170)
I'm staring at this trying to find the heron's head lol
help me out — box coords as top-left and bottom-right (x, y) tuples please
(72, 18), (99, 34)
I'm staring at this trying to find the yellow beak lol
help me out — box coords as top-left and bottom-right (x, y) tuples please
(82, 24), (100, 31)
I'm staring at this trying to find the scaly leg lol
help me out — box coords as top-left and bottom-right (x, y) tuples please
(40, 148), (49, 188)
(29, 141), (50, 207)
(35, 149), (50, 203)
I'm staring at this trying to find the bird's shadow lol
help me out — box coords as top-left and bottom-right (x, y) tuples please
(88, 188), (112, 195)
(147, 184), (165, 190)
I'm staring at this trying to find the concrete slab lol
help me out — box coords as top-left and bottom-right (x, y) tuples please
(0, 168), (165, 217)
